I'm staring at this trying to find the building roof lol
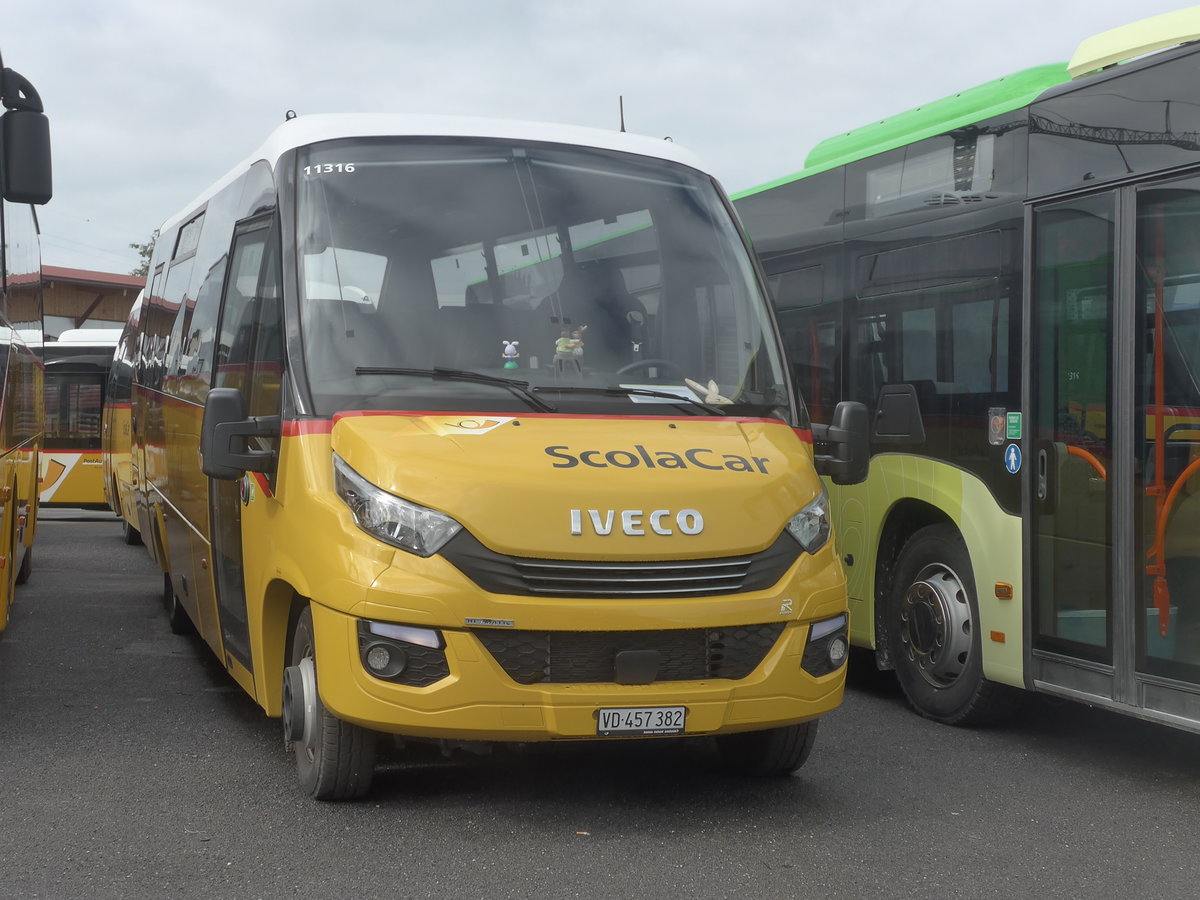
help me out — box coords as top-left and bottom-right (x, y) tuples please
(42, 265), (145, 291)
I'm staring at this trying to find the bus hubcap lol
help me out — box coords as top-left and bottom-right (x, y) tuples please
(899, 562), (972, 687)
(282, 657), (318, 753)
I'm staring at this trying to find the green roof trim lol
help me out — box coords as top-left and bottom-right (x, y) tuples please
(733, 62), (1071, 200)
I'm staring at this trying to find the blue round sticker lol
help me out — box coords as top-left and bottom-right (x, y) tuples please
(1004, 443), (1022, 474)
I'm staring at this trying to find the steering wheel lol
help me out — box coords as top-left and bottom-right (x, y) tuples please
(614, 358), (685, 378)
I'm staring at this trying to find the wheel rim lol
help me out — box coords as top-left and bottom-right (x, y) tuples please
(898, 561), (973, 688)
(294, 635), (319, 766)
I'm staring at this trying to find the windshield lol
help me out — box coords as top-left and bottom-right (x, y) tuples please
(295, 137), (796, 421)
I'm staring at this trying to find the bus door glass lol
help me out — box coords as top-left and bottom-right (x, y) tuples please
(1136, 179), (1200, 683)
(209, 221), (277, 670)
(1031, 193), (1115, 664)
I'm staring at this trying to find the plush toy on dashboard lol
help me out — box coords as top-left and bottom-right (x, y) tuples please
(501, 340), (520, 369)
(554, 325), (587, 374)
(685, 377), (733, 405)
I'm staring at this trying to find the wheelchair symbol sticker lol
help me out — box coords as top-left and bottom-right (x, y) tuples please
(1004, 443), (1022, 474)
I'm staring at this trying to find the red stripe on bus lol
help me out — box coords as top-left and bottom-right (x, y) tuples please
(283, 411), (800, 436)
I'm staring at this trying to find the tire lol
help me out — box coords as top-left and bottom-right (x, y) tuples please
(15, 545), (31, 586)
(123, 519), (143, 546)
(163, 572), (193, 635)
(0, 499), (18, 629)
(885, 524), (1021, 726)
(716, 721), (819, 776)
(288, 605), (377, 800)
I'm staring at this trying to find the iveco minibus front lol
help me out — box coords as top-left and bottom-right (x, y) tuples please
(194, 115), (868, 799)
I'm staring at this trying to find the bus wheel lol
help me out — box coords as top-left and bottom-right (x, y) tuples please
(885, 524), (1019, 726)
(715, 720), (818, 776)
(123, 520), (142, 546)
(1, 501), (18, 622)
(15, 545), (31, 586)
(163, 573), (193, 635)
(285, 605), (377, 800)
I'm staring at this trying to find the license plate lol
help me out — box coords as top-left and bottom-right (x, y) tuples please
(596, 706), (687, 736)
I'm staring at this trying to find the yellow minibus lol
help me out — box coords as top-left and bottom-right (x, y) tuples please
(127, 114), (867, 798)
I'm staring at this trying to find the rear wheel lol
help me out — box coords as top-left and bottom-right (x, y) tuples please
(163, 572), (193, 635)
(716, 721), (819, 776)
(0, 497), (19, 632)
(288, 605), (377, 800)
(885, 524), (1021, 725)
(122, 519), (142, 546)
(15, 545), (31, 586)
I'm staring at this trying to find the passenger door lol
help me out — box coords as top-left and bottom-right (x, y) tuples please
(1029, 182), (1200, 721)
(208, 219), (280, 674)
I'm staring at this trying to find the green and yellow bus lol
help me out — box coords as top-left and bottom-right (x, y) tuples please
(734, 7), (1200, 729)
(0, 54), (52, 630)
(121, 113), (868, 798)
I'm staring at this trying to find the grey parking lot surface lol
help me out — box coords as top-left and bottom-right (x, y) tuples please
(2, 517), (1199, 899)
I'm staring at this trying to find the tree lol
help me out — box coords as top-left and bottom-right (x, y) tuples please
(130, 229), (159, 278)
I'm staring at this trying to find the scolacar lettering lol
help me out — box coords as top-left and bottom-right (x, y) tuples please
(545, 444), (771, 474)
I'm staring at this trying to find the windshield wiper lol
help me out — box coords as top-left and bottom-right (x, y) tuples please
(531, 384), (726, 415)
(355, 366), (558, 413)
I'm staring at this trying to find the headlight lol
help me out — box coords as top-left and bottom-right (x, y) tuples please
(333, 453), (462, 557)
(785, 485), (831, 554)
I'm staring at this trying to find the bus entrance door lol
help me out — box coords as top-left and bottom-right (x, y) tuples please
(207, 222), (278, 683)
(1030, 185), (1200, 725)
(1029, 192), (1117, 704)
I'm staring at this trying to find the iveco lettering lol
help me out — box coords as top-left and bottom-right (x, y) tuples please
(115, 112), (868, 799)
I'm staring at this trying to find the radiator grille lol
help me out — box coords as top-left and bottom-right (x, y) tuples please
(441, 531), (799, 599)
(473, 623), (786, 684)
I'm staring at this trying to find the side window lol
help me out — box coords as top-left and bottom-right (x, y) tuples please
(899, 306), (937, 382)
(213, 227), (268, 390)
(952, 296), (1009, 393)
(246, 235), (283, 422)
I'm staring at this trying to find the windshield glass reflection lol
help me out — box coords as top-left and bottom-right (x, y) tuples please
(295, 138), (793, 421)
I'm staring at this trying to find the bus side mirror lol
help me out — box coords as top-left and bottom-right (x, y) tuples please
(1, 67), (53, 204)
(200, 387), (278, 479)
(813, 400), (869, 485)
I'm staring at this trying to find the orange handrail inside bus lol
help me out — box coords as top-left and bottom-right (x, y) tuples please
(1145, 454), (1200, 638)
(1066, 444), (1107, 480)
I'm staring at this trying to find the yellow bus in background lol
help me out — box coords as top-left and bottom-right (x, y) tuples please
(102, 294), (142, 543)
(126, 113), (867, 799)
(41, 329), (122, 510)
(0, 55), (53, 631)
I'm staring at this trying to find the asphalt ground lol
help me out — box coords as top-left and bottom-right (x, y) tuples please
(2, 515), (1199, 899)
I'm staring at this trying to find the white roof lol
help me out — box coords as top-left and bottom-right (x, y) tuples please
(161, 113), (706, 233)
(52, 328), (123, 344)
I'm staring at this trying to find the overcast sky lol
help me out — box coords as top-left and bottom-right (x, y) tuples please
(8, 0), (1196, 275)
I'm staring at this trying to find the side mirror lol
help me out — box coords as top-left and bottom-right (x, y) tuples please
(200, 387), (278, 480)
(813, 400), (869, 485)
(1, 66), (52, 205)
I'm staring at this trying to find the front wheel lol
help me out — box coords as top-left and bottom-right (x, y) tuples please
(287, 605), (377, 800)
(716, 721), (819, 776)
(885, 524), (1020, 725)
